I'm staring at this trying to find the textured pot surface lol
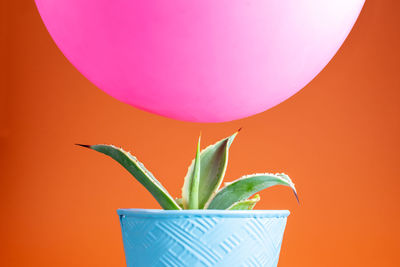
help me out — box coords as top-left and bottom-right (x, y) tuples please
(118, 209), (290, 267)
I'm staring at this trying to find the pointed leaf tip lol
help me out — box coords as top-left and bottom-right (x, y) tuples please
(75, 144), (91, 148)
(182, 135), (202, 209)
(294, 190), (300, 204)
(85, 144), (181, 210)
(183, 131), (238, 209)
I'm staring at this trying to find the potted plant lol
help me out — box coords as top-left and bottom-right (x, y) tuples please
(78, 130), (298, 266)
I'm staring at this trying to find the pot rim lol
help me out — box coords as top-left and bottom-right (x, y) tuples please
(117, 208), (290, 218)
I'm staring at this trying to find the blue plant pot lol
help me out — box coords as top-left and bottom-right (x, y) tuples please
(117, 209), (290, 267)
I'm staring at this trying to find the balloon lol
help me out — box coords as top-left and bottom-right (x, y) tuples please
(35, 0), (365, 122)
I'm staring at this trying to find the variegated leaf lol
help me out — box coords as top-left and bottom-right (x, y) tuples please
(228, 194), (260, 210)
(77, 144), (181, 210)
(182, 136), (201, 209)
(183, 130), (239, 209)
(207, 173), (298, 210)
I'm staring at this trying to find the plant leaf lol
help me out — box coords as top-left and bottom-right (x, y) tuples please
(77, 144), (181, 210)
(228, 194), (260, 210)
(207, 173), (298, 210)
(183, 131), (239, 209)
(182, 136), (201, 209)
(175, 198), (184, 209)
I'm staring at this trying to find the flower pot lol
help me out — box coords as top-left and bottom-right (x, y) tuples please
(117, 209), (290, 267)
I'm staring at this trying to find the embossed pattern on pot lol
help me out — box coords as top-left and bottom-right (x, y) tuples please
(118, 209), (289, 267)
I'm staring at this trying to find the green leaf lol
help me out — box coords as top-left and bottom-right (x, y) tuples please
(207, 173), (298, 210)
(77, 144), (181, 210)
(183, 131), (239, 209)
(182, 136), (201, 209)
(175, 198), (184, 209)
(228, 194), (260, 210)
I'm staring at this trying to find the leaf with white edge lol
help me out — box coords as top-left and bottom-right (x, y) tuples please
(175, 198), (184, 209)
(182, 136), (201, 209)
(77, 144), (181, 210)
(207, 173), (298, 210)
(184, 130), (239, 209)
(228, 194), (260, 210)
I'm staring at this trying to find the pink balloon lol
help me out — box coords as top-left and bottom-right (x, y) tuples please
(35, 0), (364, 122)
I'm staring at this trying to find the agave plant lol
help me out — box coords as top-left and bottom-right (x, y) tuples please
(77, 130), (298, 210)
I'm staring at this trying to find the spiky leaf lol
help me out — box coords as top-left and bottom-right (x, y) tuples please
(77, 144), (181, 210)
(183, 131), (239, 209)
(228, 194), (260, 210)
(182, 136), (201, 209)
(207, 173), (298, 210)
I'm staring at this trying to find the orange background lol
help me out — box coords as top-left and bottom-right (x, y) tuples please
(1, 1), (399, 266)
